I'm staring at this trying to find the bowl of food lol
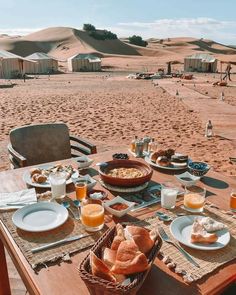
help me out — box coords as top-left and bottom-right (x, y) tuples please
(98, 159), (153, 187)
(75, 155), (94, 169)
(175, 171), (200, 187)
(112, 153), (129, 160)
(88, 189), (108, 200)
(104, 196), (135, 217)
(188, 161), (210, 177)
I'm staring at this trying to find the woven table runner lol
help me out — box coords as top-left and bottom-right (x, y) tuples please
(0, 210), (107, 270)
(133, 203), (236, 283)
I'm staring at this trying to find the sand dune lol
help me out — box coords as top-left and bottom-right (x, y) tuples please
(0, 27), (236, 65)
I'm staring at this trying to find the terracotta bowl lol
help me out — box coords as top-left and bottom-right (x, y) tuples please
(98, 159), (153, 187)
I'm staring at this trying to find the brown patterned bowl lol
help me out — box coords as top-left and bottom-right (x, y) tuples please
(98, 159), (153, 187)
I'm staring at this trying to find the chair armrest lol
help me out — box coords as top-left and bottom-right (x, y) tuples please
(69, 135), (97, 154)
(7, 144), (27, 168)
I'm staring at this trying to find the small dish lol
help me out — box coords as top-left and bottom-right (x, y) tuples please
(74, 155), (94, 169)
(72, 174), (97, 191)
(175, 172), (200, 187)
(103, 196), (135, 217)
(188, 161), (210, 177)
(88, 189), (108, 200)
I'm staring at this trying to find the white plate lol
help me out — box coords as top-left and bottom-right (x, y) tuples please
(12, 202), (68, 232)
(74, 155), (94, 169)
(170, 215), (230, 250)
(145, 155), (188, 171)
(23, 164), (74, 188)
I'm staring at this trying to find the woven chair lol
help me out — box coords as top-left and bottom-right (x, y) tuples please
(8, 123), (97, 169)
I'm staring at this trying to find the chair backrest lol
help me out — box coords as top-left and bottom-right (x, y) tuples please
(10, 123), (71, 166)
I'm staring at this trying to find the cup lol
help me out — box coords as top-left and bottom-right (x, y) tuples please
(75, 181), (87, 201)
(184, 185), (206, 212)
(161, 182), (178, 209)
(81, 203), (104, 232)
(49, 171), (66, 199)
(230, 189), (236, 212)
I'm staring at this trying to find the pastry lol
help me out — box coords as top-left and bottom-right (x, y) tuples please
(90, 251), (116, 282)
(157, 156), (170, 167)
(191, 218), (218, 244)
(198, 217), (227, 232)
(111, 223), (125, 250)
(30, 168), (42, 177)
(124, 226), (155, 254)
(171, 154), (188, 164)
(111, 240), (150, 275)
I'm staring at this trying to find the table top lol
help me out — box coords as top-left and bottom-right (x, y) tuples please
(0, 149), (235, 295)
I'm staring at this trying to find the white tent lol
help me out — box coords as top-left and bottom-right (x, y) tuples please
(0, 50), (35, 79)
(24, 52), (58, 74)
(68, 54), (101, 72)
(184, 53), (217, 72)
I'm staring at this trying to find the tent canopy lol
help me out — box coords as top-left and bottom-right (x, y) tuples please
(26, 52), (56, 60)
(186, 53), (216, 63)
(0, 50), (36, 63)
(69, 53), (101, 63)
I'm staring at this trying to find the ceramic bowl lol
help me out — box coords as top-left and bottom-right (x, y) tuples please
(175, 171), (200, 187)
(188, 161), (210, 177)
(98, 159), (153, 187)
(103, 196), (135, 217)
(72, 174), (97, 191)
(75, 155), (94, 169)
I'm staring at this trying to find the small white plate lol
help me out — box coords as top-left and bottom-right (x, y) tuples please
(170, 215), (230, 250)
(175, 172), (200, 187)
(104, 196), (135, 217)
(12, 202), (68, 232)
(23, 164), (73, 189)
(74, 155), (94, 169)
(71, 174), (97, 191)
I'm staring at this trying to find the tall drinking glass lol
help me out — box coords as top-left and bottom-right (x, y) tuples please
(81, 203), (104, 232)
(49, 171), (66, 199)
(161, 181), (178, 209)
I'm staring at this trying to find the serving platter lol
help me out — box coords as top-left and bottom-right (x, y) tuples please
(23, 164), (75, 188)
(170, 215), (230, 250)
(12, 202), (68, 232)
(145, 155), (188, 171)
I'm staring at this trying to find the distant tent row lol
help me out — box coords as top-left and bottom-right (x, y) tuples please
(184, 53), (217, 73)
(68, 54), (101, 72)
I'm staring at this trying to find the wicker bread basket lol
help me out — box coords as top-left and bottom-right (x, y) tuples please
(79, 225), (162, 295)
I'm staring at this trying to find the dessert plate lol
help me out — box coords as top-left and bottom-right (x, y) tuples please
(145, 155), (188, 171)
(23, 164), (74, 188)
(170, 215), (230, 250)
(12, 202), (68, 232)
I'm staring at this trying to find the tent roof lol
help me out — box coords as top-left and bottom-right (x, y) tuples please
(69, 53), (101, 62)
(0, 49), (36, 62)
(26, 52), (55, 60)
(186, 53), (216, 63)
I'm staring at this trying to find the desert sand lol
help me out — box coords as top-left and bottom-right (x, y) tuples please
(0, 71), (236, 178)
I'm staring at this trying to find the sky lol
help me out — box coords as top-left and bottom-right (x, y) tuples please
(0, 0), (236, 44)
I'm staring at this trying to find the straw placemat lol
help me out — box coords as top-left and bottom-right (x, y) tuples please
(0, 210), (107, 271)
(130, 203), (236, 283)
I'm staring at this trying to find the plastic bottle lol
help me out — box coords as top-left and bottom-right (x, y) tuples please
(205, 120), (213, 138)
(130, 135), (138, 153)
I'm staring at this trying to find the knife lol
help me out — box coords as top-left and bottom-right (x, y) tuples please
(31, 234), (92, 253)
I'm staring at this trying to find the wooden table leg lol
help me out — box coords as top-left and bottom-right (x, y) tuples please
(0, 238), (11, 295)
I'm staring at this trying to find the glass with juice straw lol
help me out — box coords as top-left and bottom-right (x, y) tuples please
(184, 185), (206, 212)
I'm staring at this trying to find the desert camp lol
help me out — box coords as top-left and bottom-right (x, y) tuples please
(24, 52), (58, 74)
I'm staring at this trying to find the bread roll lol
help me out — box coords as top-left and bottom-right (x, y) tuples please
(103, 248), (117, 268)
(111, 240), (149, 275)
(90, 251), (116, 282)
(124, 226), (154, 254)
(30, 168), (42, 177)
(111, 223), (125, 250)
(157, 156), (170, 167)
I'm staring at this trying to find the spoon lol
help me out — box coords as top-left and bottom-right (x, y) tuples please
(62, 201), (80, 220)
(155, 211), (173, 222)
(96, 162), (108, 167)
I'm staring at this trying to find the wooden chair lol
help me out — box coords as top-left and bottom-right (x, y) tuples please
(8, 123), (97, 169)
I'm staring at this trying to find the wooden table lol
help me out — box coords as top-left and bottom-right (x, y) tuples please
(0, 150), (235, 295)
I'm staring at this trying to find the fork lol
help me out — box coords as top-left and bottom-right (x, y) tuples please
(158, 226), (200, 268)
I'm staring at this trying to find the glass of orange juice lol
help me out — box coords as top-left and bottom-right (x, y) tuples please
(184, 185), (206, 212)
(230, 189), (236, 212)
(75, 181), (87, 201)
(81, 203), (104, 232)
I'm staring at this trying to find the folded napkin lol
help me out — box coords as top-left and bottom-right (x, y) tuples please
(0, 188), (37, 210)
